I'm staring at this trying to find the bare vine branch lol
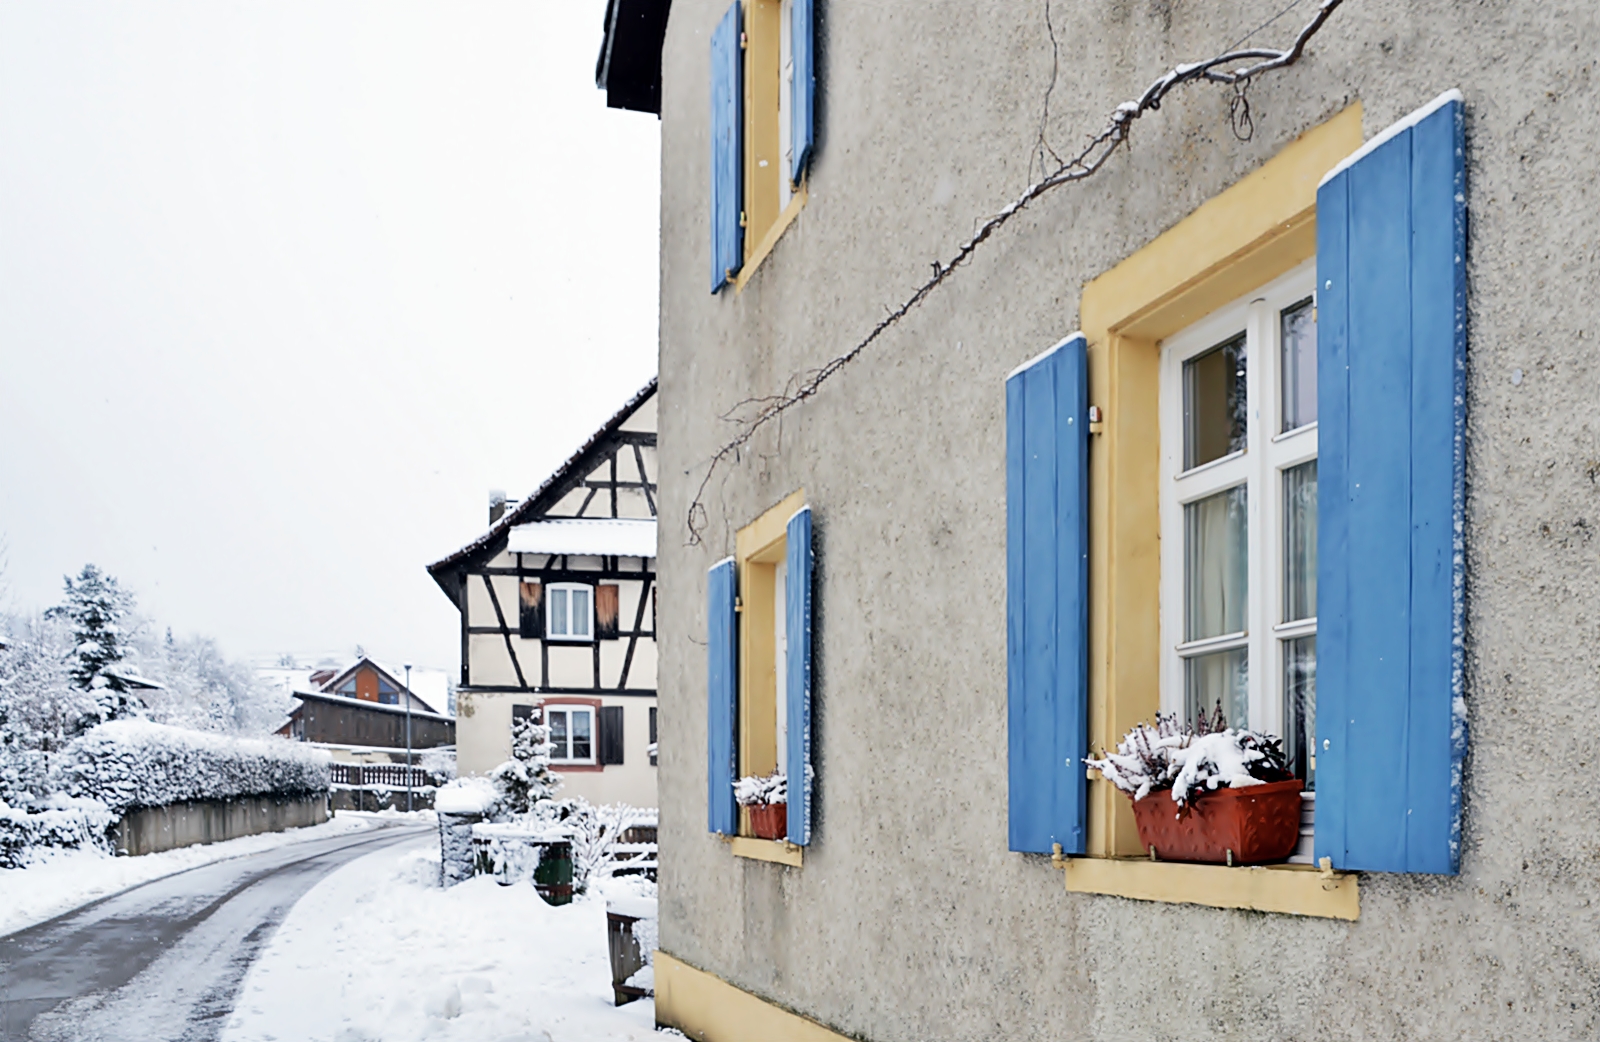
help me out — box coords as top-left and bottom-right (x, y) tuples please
(686, 0), (1345, 545)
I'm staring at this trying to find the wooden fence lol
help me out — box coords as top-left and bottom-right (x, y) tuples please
(329, 763), (430, 789)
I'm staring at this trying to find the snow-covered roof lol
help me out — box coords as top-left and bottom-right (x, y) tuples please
(505, 518), (657, 558)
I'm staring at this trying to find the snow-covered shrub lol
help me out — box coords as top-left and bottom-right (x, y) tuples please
(489, 713), (559, 816)
(0, 795), (116, 868)
(1087, 712), (1290, 805)
(52, 720), (330, 815)
(734, 771), (786, 807)
(420, 745), (457, 787)
(435, 775), (499, 816)
(531, 799), (657, 891)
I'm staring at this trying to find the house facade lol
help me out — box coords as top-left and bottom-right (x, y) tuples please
(622, 1), (1600, 1040)
(428, 381), (659, 809)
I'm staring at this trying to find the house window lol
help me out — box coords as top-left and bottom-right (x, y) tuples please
(546, 583), (594, 642)
(706, 488), (814, 862)
(709, 0), (815, 292)
(648, 706), (658, 766)
(1159, 262), (1318, 785)
(546, 706), (596, 764)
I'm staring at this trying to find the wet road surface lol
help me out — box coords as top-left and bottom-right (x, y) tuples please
(0, 821), (430, 1041)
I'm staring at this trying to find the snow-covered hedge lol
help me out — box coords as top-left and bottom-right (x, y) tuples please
(1087, 712), (1291, 805)
(0, 796), (116, 869)
(52, 720), (330, 815)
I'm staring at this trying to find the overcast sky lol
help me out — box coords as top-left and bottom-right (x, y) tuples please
(0, 1), (659, 673)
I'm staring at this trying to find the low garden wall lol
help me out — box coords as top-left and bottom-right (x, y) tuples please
(112, 792), (329, 857)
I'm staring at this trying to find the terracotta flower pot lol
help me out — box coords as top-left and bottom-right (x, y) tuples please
(1130, 778), (1303, 864)
(747, 802), (787, 840)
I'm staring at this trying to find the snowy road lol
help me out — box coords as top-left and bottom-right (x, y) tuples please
(0, 821), (431, 1042)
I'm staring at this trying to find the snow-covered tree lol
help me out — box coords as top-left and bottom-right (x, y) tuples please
(0, 612), (91, 802)
(489, 712), (559, 815)
(47, 564), (143, 728)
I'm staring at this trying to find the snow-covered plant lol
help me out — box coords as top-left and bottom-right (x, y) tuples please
(488, 712), (560, 817)
(526, 798), (654, 893)
(52, 719), (330, 814)
(1087, 711), (1290, 806)
(420, 746), (457, 787)
(733, 770), (786, 807)
(0, 795), (116, 868)
(47, 565), (144, 729)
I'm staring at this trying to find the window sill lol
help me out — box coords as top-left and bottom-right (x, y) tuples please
(724, 835), (803, 867)
(1053, 853), (1358, 920)
(733, 182), (807, 294)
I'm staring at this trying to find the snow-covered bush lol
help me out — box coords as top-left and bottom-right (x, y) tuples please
(734, 770), (786, 807)
(489, 713), (559, 816)
(0, 795), (116, 868)
(420, 745), (457, 787)
(1086, 712), (1290, 805)
(52, 720), (330, 815)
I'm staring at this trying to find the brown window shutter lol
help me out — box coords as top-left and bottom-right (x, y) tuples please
(518, 581), (543, 639)
(595, 584), (620, 640)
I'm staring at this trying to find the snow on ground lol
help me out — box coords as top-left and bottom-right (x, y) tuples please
(222, 836), (666, 1042)
(0, 811), (407, 937)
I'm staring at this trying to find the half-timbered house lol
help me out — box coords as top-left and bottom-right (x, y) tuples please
(427, 379), (658, 809)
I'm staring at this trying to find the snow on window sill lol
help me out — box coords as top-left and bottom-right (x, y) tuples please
(1052, 854), (1358, 920)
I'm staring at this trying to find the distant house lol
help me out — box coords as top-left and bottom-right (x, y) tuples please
(427, 379), (658, 809)
(276, 656), (455, 764)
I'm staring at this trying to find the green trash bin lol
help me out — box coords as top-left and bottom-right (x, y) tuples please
(533, 840), (573, 906)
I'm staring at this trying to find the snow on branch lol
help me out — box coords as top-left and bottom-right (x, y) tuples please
(686, 0), (1345, 544)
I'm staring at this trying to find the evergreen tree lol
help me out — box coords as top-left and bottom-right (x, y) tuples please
(48, 564), (142, 728)
(490, 712), (559, 816)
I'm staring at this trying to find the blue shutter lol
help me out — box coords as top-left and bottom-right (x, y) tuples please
(1005, 334), (1089, 855)
(707, 557), (738, 835)
(1315, 93), (1467, 875)
(785, 506), (814, 845)
(789, 0), (814, 184)
(709, 3), (743, 293)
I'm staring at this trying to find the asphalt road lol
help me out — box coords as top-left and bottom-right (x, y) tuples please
(0, 821), (431, 1042)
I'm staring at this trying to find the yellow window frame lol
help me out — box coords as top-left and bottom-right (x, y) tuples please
(733, 0), (806, 293)
(727, 488), (806, 865)
(1068, 102), (1364, 920)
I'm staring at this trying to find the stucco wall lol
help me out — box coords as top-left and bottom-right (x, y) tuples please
(654, 1), (1600, 1040)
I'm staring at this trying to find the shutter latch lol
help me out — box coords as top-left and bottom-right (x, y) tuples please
(1088, 405), (1105, 435)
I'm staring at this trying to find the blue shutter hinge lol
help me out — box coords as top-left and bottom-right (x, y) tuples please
(1051, 842), (1072, 870)
(739, 211), (747, 228)
(740, 31), (748, 50)
(734, 597), (743, 613)
(1088, 405), (1105, 435)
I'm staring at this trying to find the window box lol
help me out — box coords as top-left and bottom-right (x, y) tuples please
(1130, 779), (1303, 865)
(746, 802), (787, 841)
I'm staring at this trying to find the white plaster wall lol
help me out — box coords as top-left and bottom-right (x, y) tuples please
(455, 690), (658, 808)
(654, 1), (1600, 1039)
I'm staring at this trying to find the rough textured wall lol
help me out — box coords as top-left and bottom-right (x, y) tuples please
(654, 1), (1600, 1039)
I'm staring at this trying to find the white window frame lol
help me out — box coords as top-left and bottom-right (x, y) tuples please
(544, 705), (597, 765)
(1158, 260), (1318, 743)
(545, 582), (594, 643)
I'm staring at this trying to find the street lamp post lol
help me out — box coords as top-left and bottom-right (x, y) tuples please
(403, 662), (414, 813)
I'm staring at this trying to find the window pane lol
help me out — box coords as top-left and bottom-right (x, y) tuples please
(550, 588), (569, 636)
(572, 710), (592, 760)
(1280, 297), (1317, 431)
(1183, 333), (1247, 469)
(572, 587), (591, 638)
(1184, 486), (1248, 641)
(1283, 636), (1316, 788)
(1283, 460), (1318, 622)
(1185, 647), (1248, 729)
(548, 710), (568, 759)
